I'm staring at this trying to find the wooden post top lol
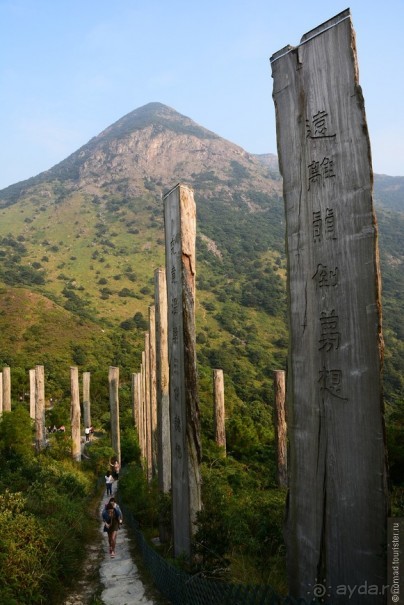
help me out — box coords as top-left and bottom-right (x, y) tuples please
(163, 182), (194, 200)
(270, 9), (351, 63)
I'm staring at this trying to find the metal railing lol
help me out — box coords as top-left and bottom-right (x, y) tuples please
(121, 504), (312, 605)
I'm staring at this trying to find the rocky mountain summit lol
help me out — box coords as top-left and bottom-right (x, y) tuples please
(0, 102), (281, 208)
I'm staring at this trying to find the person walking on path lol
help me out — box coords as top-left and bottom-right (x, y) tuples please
(105, 471), (114, 496)
(102, 497), (123, 556)
(98, 495), (159, 605)
(102, 497), (123, 525)
(103, 503), (120, 557)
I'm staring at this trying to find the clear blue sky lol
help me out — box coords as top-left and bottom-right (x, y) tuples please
(1, 0), (403, 190)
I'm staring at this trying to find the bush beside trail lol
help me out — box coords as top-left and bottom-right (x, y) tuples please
(0, 406), (108, 605)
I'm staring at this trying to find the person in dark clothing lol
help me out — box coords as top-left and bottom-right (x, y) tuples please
(103, 502), (119, 557)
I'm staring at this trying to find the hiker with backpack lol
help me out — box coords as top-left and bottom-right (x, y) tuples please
(102, 497), (123, 558)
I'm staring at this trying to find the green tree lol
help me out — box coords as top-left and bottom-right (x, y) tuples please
(0, 406), (33, 460)
(133, 312), (148, 330)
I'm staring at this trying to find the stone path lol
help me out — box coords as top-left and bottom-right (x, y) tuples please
(98, 486), (157, 605)
(63, 481), (161, 605)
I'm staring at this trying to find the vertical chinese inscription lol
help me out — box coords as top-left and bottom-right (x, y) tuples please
(307, 107), (345, 398)
(307, 110), (336, 190)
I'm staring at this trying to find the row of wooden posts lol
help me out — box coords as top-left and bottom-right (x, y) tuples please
(0, 362), (125, 468)
(0, 360), (287, 488)
(130, 184), (288, 558)
(0, 364), (94, 458)
(131, 293), (228, 485)
(0, 184), (287, 561)
(131, 184), (224, 558)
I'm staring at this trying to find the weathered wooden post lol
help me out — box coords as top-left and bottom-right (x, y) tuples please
(0, 372), (3, 414)
(29, 368), (36, 420)
(273, 370), (287, 488)
(82, 371), (91, 430)
(149, 305), (158, 475)
(271, 10), (388, 601)
(155, 267), (171, 494)
(141, 352), (146, 463)
(164, 183), (202, 559)
(70, 366), (81, 462)
(136, 371), (142, 435)
(213, 369), (226, 454)
(108, 366), (121, 465)
(131, 373), (137, 426)
(155, 267), (172, 544)
(2, 366), (11, 412)
(144, 333), (152, 480)
(132, 371), (143, 453)
(35, 365), (46, 452)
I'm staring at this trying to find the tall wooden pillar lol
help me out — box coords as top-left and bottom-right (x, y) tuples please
(2, 366), (11, 412)
(144, 332), (152, 481)
(132, 372), (137, 426)
(82, 371), (91, 429)
(273, 370), (287, 488)
(164, 183), (202, 559)
(213, 369), (226, 454)
(70, 367), (81, 462)
(0, 372), (3, 414)
(155, 267), (171, 494)
(141, 352), (146, 463)
(29, 368), (36, 420)
(137, 371), (142, 436)
(35, 365), (46, 452)
(108, 366), (121, 465)
(271, 10), (388, 601)
(149, 305), (158, 475)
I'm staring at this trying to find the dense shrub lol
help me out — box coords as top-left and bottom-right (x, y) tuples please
(83, 436), (115, 475)
(0, 407), (34, 459)
(119, 462), (159, 528)
(0, 491), (50, 604)
(120, 425), (141, 465)
(194, 457), (286, 585)
(0, 416), (98, 604)
(133, 312), (148, 330)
